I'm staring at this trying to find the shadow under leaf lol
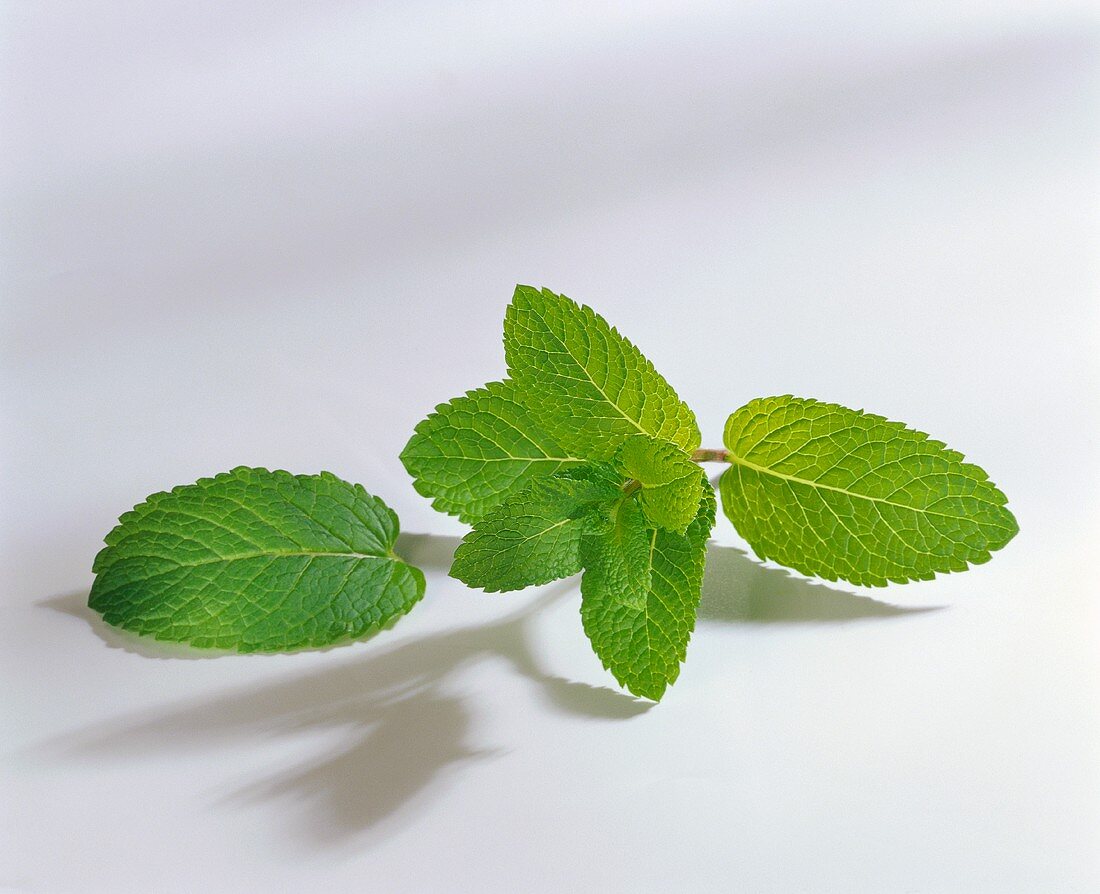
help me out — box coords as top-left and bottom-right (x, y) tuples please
(37, 565), (646, 847)
(38, 535), (937, 847)
(700, 544), (941, 623)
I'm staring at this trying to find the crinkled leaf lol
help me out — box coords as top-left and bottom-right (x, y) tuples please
(617, 433), (703, 533)
(580, 476), (716, 700)
(580, 493), (655, 609)
(89, 467), (425, 651)
(504, 285), (700, 460)
(400, 379), (584, 522)
(720, 396), (1019, 587)
(450, 465), (622, 592)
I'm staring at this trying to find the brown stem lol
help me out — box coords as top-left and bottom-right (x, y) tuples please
(691, 448), (730, 463)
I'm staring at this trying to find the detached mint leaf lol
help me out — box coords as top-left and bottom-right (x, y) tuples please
(89, 467), (425, 651)
(720, 396), (1019, 587)
(617, 434), (703, 533)
(504, 285), (700, 460)
(581, 476), (716, 701)
(400, 379), (585, 522)
(450, 465), (622, 592)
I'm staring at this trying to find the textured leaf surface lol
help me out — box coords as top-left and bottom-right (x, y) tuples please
(618, 434), (703, 533)
(89, 468), (425, 650)
(450, 466), (622, 592)
(580, 477), (716, 700)
(400, 379), (584, 522)
(504, 285), (700, 460)
(581, 494), (655, 609)
(720, 396), (1018, 587)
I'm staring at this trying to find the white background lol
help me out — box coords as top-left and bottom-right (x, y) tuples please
(3, 3), (1099, 892)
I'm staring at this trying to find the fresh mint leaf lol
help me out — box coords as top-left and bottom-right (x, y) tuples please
(719, 396), (1019, 587)
(450, 465), (622, 592)
(581, 492), (655, 609)
(504, 285), (701, 460)
(580, 475), (716, 700)
(400, 380), (585, 522)
(89, 467), (425, 651)
(617, 434), (703, 533)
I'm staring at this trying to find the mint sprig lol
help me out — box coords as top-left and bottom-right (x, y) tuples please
(89, 286), (1018, 700)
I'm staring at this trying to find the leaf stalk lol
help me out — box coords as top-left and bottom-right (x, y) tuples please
(691, 448), (729, 464)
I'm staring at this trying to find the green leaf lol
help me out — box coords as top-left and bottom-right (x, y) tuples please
(617, 434), (703, 533)
(504, 285), (700, 460)
(580, 476), (716, 700)
(719, 396), (1019, 587)
(581, 493), (656, 609)
(400, 379), (585, 522)
(89, 467), (425, 651)
(450, 465), (622, 592)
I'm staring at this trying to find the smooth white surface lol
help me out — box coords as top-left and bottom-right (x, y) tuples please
(3, 3), (1099, 892)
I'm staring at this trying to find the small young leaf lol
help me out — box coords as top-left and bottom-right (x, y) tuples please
(719, 396), (1019, 587)
(581, 494), (656, 609)
(400, 379), (584, 522)
(580, 476), (716, 700)
(617, 434), (703, 533)
(89, 467), (425, 651)
(450, 465), (622, 592)
(504, 285), (701, 460)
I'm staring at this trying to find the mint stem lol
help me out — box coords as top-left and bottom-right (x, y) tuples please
(691, 448), (730, 464)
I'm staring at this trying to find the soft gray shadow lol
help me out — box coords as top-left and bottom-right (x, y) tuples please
(39, 535), (932, 846)
(700, 543), (941, 623)
(395, 530), (463, 572)
(38, 537), (646, 847)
